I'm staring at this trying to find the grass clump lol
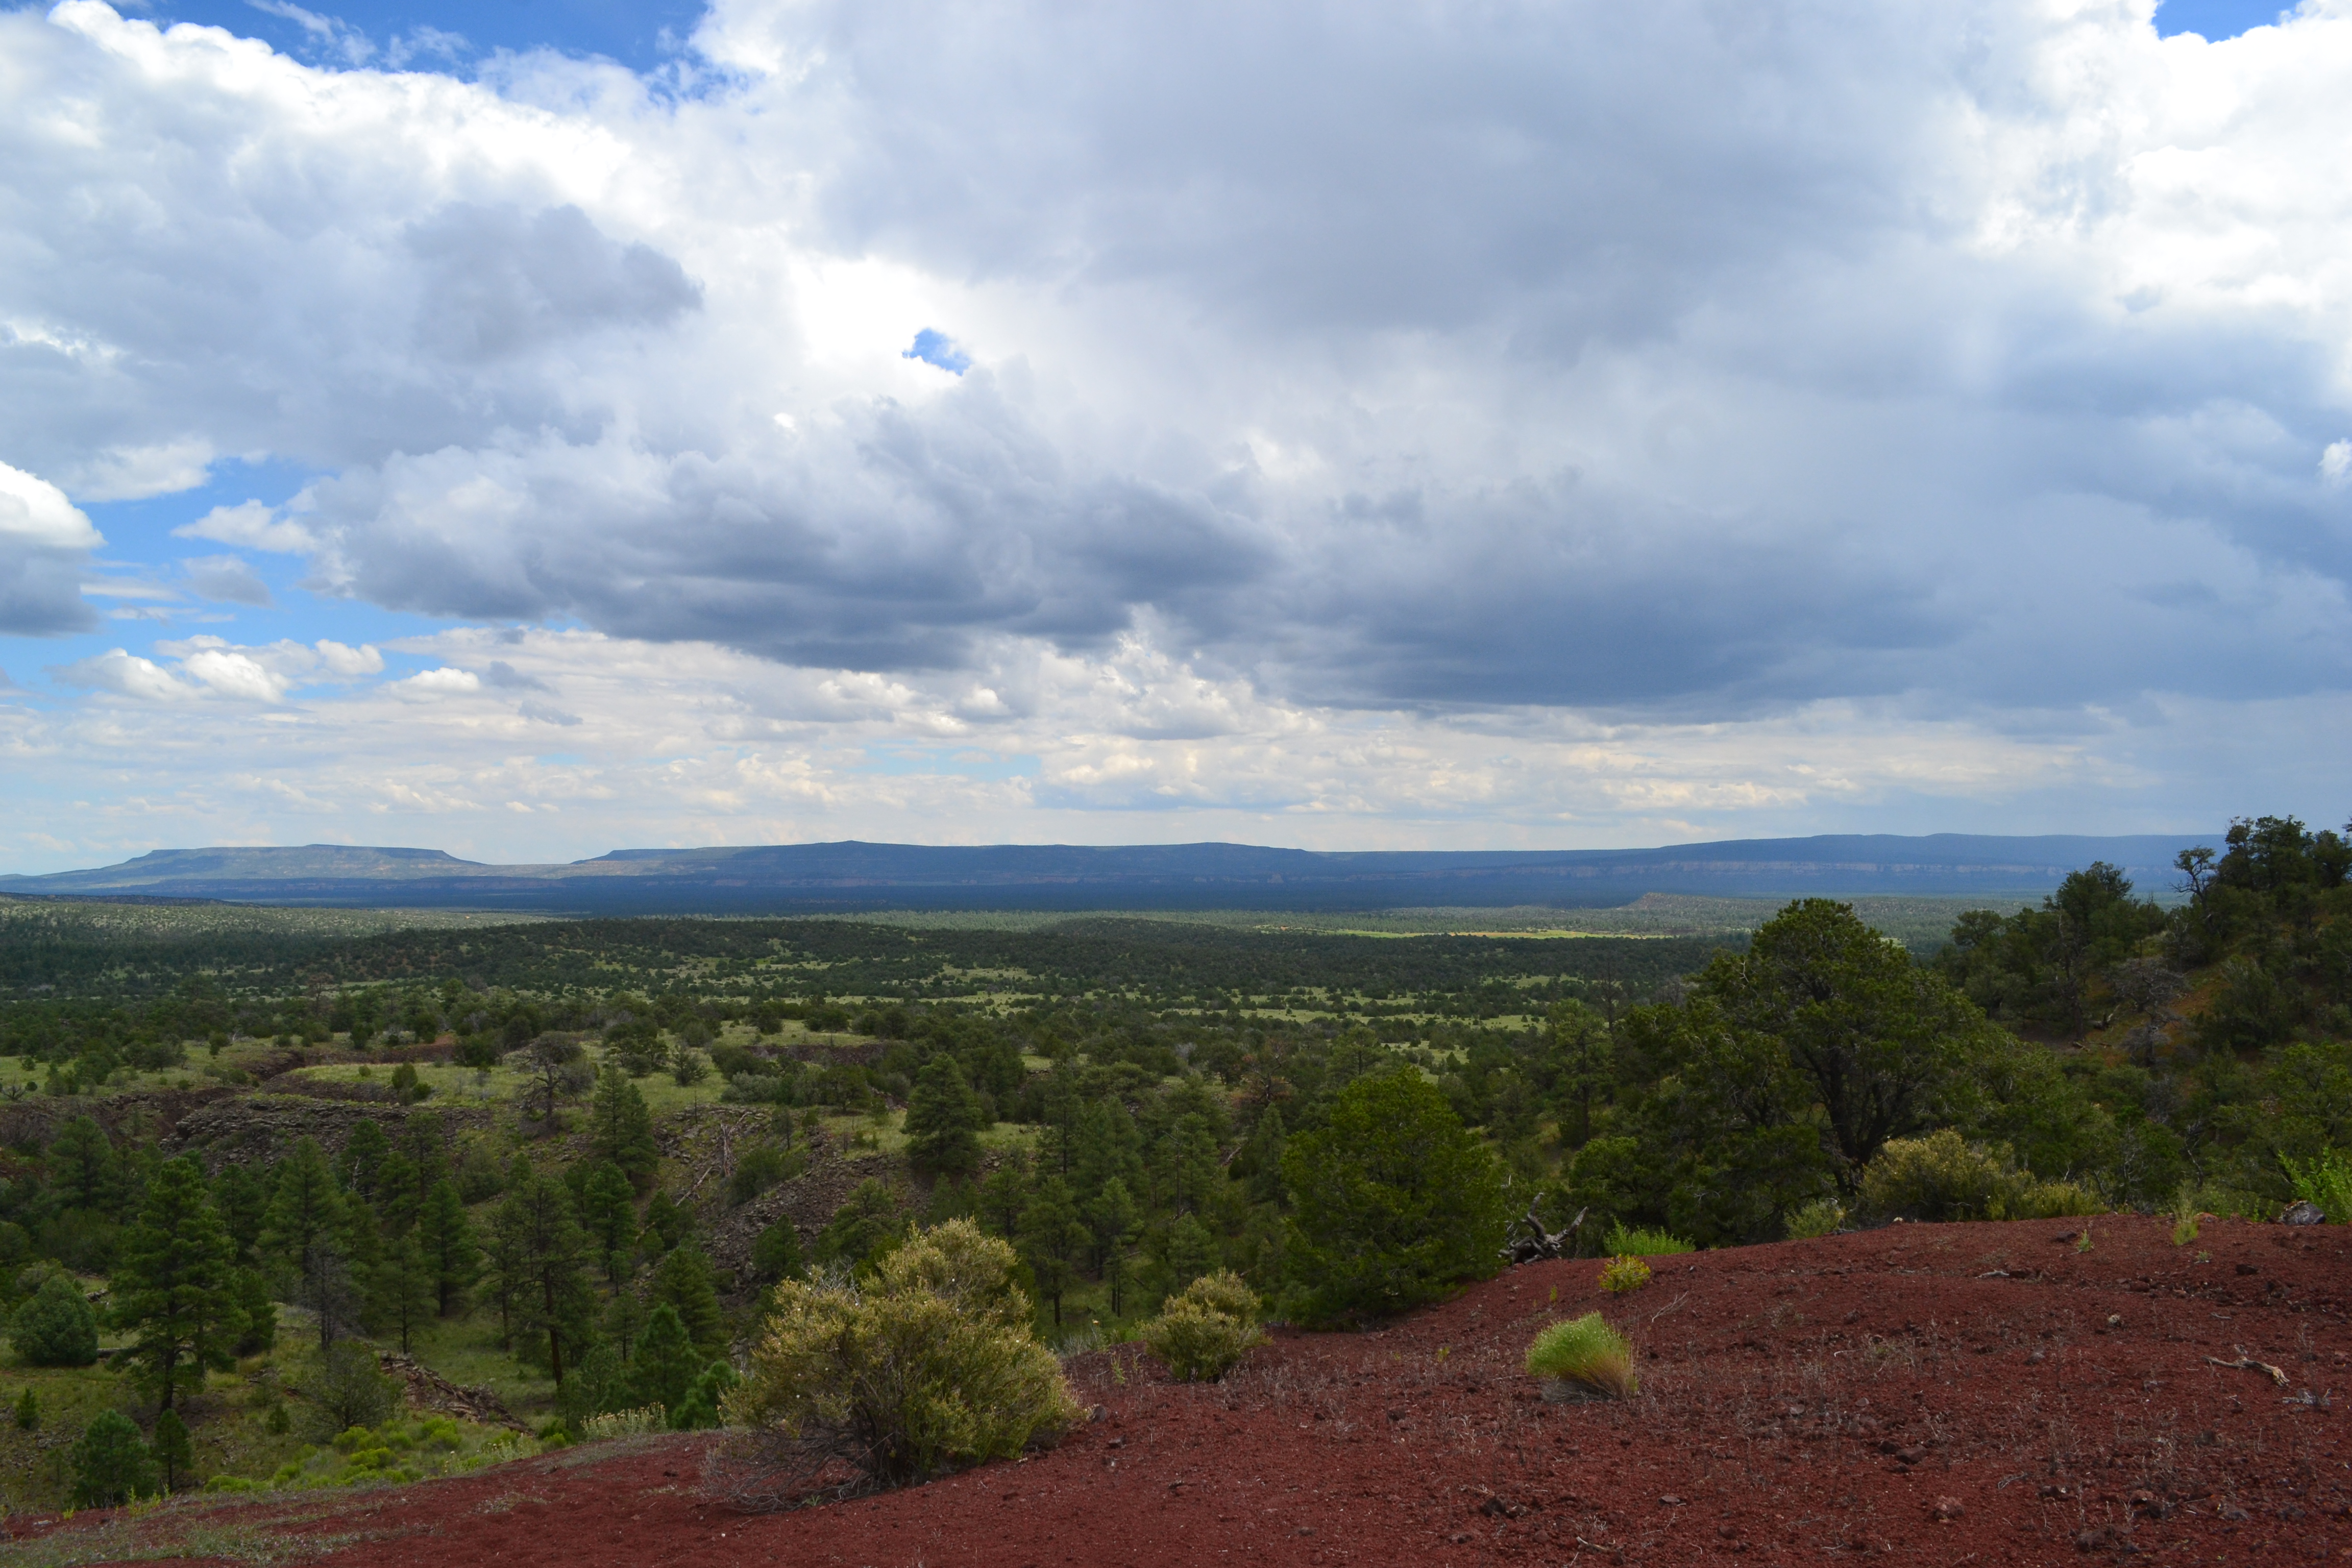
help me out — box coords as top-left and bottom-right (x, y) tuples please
(1598, 1255), (1652, 1293)
(1601, 1223), (1694, 1257)
(1858, 1130), (2099, 1223)
(1525, 1313), (1636, 1399)
(1140, 1270), (1263, 1382)
(728, 1218), (1080, 1487)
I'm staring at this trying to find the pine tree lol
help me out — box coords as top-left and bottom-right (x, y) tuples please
(587, 1063), (659, 1188)
(904, 1056), (984, 1179)
(14, 1385), (38, 1430)
(500, 1175), (595, 1388)
(627, 1303), (698, 1413)
(641, 1189), (688, 1255)
(260, 1138), (354, 1352)
(578, 1161), (637, 1289)
(9, 1273), (99, 1366)
(373, 1230), (434, 1353)
(1019, 1177), (1088, 1325)
(110, 1157), (236, 1410)
(393, 1111), (451, 1214)
(70, 1408), (155, 1508)
(1086, 1177), (1140, 1273)
(977, 1156), (1030, 1238)
(151, 1408), (192, 1493)
(48, 1116), (117, 1212)
(211, 1163), (269, 1263)
(669, 1360), (738, 1430)
(749, 1215), (804, 1284)
(337, 1120), (390, 1202)
(376, 1150), (421, 1236)
(651, 1239), (725, 1356)
(230, 1267), (277, 1355)
(416, 1179), (481, 1317)
(1162, 1212), (1216, 1293)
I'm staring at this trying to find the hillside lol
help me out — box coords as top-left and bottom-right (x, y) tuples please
(9, 1216), (2346, 1565)
(0, 832), (2205, 913)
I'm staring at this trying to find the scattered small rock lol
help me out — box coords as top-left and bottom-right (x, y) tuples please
(1929, 1497), (1964, 1523)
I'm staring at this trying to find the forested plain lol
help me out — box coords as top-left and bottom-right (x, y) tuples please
(2, 812), (2349, 1511)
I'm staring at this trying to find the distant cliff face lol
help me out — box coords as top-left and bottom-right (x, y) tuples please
(0, 834), (2209, 914)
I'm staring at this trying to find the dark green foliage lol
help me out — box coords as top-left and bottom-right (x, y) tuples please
(110, 1156), (237, 1408)
(587, 1065), (659, 1190)
(337, 1119), (390, 1201)
(70, 1408), (155, 1508)
(578, 1162), (637, 1287)
(652, 1239), (725, 1355)
(372, 1230), (434, 1353)
(749, 1215), (805, 1284)
(669, 1359), (737, 1430)
(260, 1137), (356, 1351)
(905, 1056), (985, 1179)
(230, 1267), (278, 1355)
(49, 1115), (118, 1212)
(641, 1190), (689, 1255)
(1018, 1176), (1088, 1325)
(628, 1303), (698, 1412)
(151, 1407), (192, 1492)
(416, 1179), (481, 1316)
(13, 1384), (36, 1430)
(726, 1143), (801, 1207)
(10, 1272), (99, 1366)
(495, 1174), (596, 1387)
(1281, 1070), (1507, 1325)
(211, 1163), (268, 1263)
(813, 1179), (905, 1275)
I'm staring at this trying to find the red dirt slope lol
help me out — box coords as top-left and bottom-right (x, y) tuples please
(17, 1214), (2350, 1565)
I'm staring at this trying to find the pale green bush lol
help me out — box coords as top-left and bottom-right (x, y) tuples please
(1141, 1270), (1263, 1382)
(727, 1219), (1079, 1486)
(1601, 1223), (1694, 1256)
(1859, 1130), (2099, 1223)
(1783, 1198), (1845, 1240)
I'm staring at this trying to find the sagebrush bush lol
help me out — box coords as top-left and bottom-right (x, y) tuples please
(1858, 1130), (2099, 1223)
(1601, 1223), (1694, 1257)
(2284, 1149), (2352, 1223)
(1525, 1313), (1636, 1399)
(1597, 1255), (1651, 1293)
(727, 1219), (1079, 1485)
(1783, 1198), (1845, 1240)
(1141, 1270), (1263, 1381)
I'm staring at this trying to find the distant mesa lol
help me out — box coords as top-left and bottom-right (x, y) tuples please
(0, 834), (2208, 915)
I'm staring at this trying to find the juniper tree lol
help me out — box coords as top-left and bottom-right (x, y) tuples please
(9, 1272), (99, 1366)
(111, 1157), (236, 1410)
(151, 1408), (192, 1492)
(70, 1408), (155, 1508)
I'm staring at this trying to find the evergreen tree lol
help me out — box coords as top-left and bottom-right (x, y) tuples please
(9, 1273), (99, 1366)
(578, 1161), (637, 1289)
(904, 1056), (984, 1179)
(151, 1407), (192, 1492)
(587, 1063), (659, 1187)
(13, 1385), (36, 1430)
(260, 1138), (355, 1351)
(111, 1157), (236, 1410)
(749, 1215), (804, 1284)
(393, 1111), (451, 1214)
(230, 1267), (277, 1355)
(48, 1116), (117, 1211)
(337, 1120), (390, 1202)
(416, 1179), (481, 1317)
(811, 1180), (904, 1274)
(669, 1360), (738, 1430)
(70, 1408), (155, 1508)
(376, 1150), (421, 1236)
(373, 1230), (434, 1353)
(498, 1175), (595, 1387)
(211, 1163), (269, 1263)
(1162, 1212), (1216, 1293)
(977, 1157), (1030, 1238)
(641, 1189), (689, 1255)
(1232, 1108), (1287, 1207)
(1086, 1177), (1140, 1273)
(627, 1303), (699, 1413)
(1018, 1176), (1088, 1325)
(652, 1239), (725, 1355)
(602, 1288), (650, 1363)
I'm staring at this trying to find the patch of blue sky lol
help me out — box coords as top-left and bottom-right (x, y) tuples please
(903, 330), (972, 376)
(0, 455), (464, 699)
(855, 747), (1039, 782)
(117, 0), (710, 75)
(2153, 0), (2295, 39)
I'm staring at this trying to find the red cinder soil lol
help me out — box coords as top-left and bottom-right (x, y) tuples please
(20, 1216), (2351, 1565)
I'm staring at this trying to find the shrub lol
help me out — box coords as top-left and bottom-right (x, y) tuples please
(301, 1341), (401, 1439)
(1858, 1130), (2099, 1223)
(1601, 1223), (1694, 1257)
(11, 1272), (100, 1366)
(1597, 1255), (1651, 1293)
(1783, 1198), (1845, 1240)
(2284, 1148), (2352, 1223)
(1140, 1270), (1263, 1382)
(1280, 1070), (1508, 1325)
(727, 1218), (1079, 1487)
(71, 1408), (157, 1508)
(1525, 1313), (1636, 1399)
(579, 1405), (668, 1440)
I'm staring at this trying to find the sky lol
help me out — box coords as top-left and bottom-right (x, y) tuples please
(1, 0), (2348, 873)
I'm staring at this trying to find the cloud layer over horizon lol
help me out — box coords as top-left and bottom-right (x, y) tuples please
(2, 0), (2350, 868)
